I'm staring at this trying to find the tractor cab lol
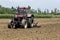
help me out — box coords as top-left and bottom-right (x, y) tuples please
(16, 7), (26, 15)
(16, 6), (31, 14)
(15, 6), (31, 18)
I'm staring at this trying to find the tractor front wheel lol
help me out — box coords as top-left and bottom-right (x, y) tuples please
(21, 19), (28, 29)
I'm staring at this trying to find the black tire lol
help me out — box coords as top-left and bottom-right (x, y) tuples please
(27, 18), (32, 28)
(27, 16), (34, 28)
(8, 20), (14, 29)
(15, 23), (20, 29)
(8, 24), (12, 29)
(27, 23), (31, 28)
(15, 24), (18, 29)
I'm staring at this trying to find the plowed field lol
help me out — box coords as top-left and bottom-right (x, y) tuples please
(0, 18), (60, 40)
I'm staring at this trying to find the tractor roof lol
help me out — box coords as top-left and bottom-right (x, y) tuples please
(17, 6), (31, 10)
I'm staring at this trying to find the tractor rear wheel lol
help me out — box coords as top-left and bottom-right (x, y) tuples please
(28, 17), (34, 28)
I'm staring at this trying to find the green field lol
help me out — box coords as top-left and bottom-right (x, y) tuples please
(0, 14), (14, 18)
(0, 14), (60, 18)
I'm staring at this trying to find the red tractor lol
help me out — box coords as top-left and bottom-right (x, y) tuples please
(8, 6), (34, 29)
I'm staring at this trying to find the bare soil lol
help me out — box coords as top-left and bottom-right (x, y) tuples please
(0, 18), (60, 40)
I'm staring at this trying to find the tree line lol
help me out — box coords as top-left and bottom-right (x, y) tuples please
(0, 5), (16, 14)
(0, 5), (60, 15)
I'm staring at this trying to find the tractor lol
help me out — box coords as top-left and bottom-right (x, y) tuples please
(8, 6), (34, 29)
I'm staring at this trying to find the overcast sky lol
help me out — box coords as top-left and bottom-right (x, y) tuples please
(0, 0), (60, 10)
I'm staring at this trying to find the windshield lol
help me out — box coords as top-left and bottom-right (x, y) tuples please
(16, 8), (27, 14)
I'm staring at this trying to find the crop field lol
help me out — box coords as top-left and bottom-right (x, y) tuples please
(0, 18), (60, 40)
(0, 14), (60, 18)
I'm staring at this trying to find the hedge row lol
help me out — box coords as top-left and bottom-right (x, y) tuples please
(0, 14), (14, 18)
(34, 14), (60, 18)
(0, 14), (60, 18)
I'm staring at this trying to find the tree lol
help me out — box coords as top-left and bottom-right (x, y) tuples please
(51, 10), (54, 14)
(54, 8), (57, 13)
(0, 5), (2, 8)
(46, 9), (49, 13)
(37, 8), (41, 13)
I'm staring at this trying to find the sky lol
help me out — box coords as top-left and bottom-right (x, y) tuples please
(0, 0), (60, 11)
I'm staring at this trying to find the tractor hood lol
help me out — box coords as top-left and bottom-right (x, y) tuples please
(15, 13), (32, 18)
(15, 14), (24, 18)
